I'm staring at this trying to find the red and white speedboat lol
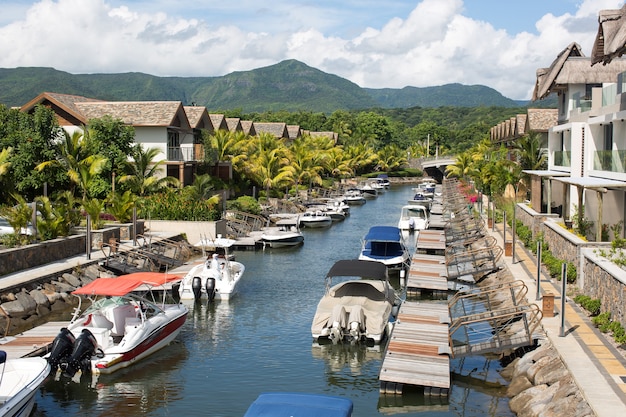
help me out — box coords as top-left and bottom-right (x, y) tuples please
(47, 272), (188, 376)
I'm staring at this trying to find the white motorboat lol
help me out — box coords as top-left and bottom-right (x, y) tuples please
(376, 174), (391, 188)
(342, 189), (366, 205)
(178, 236), (246, 300)
(261, 222), (304, 248)
(398, 204), (430, 231)
(47, 272), (188, 376)
(325, 198), (350, 216)
(299, 210), (332, 228)
(408, 191), (433, 210)
(0, 352), (50, 417)
(356, 182), (378, 199)
(358, 226), (410, 273)
(311, 259), (400, 344)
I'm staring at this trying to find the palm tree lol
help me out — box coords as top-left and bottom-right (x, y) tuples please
(323, 146), (353, 179)
(117, 146), (179, 196)
(289, 137), (325, 192)
(446, 151), (474, 180)
(514, 132), (547, 193)
(376, 145), (406, 172)
(241, 133), (294, 197)
(0, 147), (12, 176)
(36, 130), (107, 200)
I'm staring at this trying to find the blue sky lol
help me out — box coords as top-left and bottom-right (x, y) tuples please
(0, 0), (624, 99)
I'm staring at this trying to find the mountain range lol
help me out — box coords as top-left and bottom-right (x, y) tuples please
(0, 59), (545, 113)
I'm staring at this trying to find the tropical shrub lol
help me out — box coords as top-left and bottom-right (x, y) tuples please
(573, 294), (601, 316)
(137, 188), (220, 221)
(226, 196), (261, 215)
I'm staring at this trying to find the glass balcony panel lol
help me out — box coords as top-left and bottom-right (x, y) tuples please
(593, 150), (626, 172)
(553, 151), (571, 167)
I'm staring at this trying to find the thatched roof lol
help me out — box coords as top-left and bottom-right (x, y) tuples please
(20, 92), (104, 125)
(287, 125), (302, 140)
(308, 131), (338, 142)
(526, 109), (557, 132)
(184, 106), (214, 132)
(515, 114), (528, 136)
(254, 122), (288, 138)
(76, 101), (190, 128)
(226, 117), (242, 132)
(209, 114), (228, 131)
(240, 120), (256, 136)
(592, 5), (626, 65)
(532, 43), (585, 100)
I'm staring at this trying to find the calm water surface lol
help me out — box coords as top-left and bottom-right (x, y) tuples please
(34, 185), (512, 416)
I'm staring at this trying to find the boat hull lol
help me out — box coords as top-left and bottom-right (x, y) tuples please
(0, 357), (50, 417)
(178, 260), (245, 300)
(261, 234), (304, 248)
(91, 308), (188, 374)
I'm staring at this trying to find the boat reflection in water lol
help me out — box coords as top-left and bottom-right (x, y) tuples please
(37, 342), (188, 416)
(311, 341), (384, 383)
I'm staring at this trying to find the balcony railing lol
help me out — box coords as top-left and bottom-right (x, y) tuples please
(593, 150), (626, 173)
(553, 150), (571, 167)
(167, 147), (195, 162)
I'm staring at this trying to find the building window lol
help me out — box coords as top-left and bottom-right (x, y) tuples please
(168, 130), (181, 160)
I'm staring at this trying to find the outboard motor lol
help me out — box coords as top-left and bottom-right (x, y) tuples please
(63, 329), (97, 377)
(47, 327), (76, 372)
(192, 276), (202, 300)
(205, 278), (216, 302)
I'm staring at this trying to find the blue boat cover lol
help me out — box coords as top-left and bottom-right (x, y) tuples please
(363, 226), (402, 242)
(244, 392), (353, 417)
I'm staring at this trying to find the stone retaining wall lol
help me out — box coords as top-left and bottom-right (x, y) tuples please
(0, 235), (86, 277)
(581, 248), (626, 330)
(0, 264), (105, 335)
(515, 203), (560, 240)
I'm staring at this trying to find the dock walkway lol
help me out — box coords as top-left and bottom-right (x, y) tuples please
(379, 301), (451, 395)
(406, 253), (448, 293)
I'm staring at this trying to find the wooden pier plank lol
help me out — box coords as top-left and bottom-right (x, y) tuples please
(0, 321), (68, 359)
(380, 301), (451, 390)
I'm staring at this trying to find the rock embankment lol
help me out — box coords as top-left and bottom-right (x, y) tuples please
(0, 264), (108, 334)
(501, 338), (594, 416)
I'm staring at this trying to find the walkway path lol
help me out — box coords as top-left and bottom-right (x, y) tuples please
(490, 220), (626, 416)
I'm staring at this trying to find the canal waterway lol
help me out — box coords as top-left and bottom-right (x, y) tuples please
(33, 184), (513, 416)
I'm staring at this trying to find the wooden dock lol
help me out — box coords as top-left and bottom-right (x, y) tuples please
(0, 321), (68, 359)
(406, 253), (448, 293)
(415, 230), (446, 254)
(379, 302), (451, 395)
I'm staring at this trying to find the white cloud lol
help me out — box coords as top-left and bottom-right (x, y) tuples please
(0, 0), (623, 100)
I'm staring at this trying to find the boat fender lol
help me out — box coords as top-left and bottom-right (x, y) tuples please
(47, 327), (76, 372)
(63, 329), (98, 377)
(192, 276), (202, 300)
(206, 278), (216, 302)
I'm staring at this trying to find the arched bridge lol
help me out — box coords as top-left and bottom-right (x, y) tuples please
(419, 157), (456, 183)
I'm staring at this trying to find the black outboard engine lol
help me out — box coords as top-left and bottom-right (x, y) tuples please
(192, 276), (202, 300)
(47, 327), (76, 372)
(205, 277), (216, 302)
(63, 329), (97, 377)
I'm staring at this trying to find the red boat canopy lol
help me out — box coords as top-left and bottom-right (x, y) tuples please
(72, 272), (182, 296)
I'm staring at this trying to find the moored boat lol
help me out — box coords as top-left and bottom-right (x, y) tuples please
(178, 236), (245, 300)
(261, 222), (305, 248)
(343, 189), (366, 205)
(47, 272), (188, 376)
(358, 225), (410, 273)
(311, 259), (400, 345)
(244, 392), (353, 417)
(398, 204), (430, 231)
(0, 351), (50, 417)
(298, 210), (333, 228)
